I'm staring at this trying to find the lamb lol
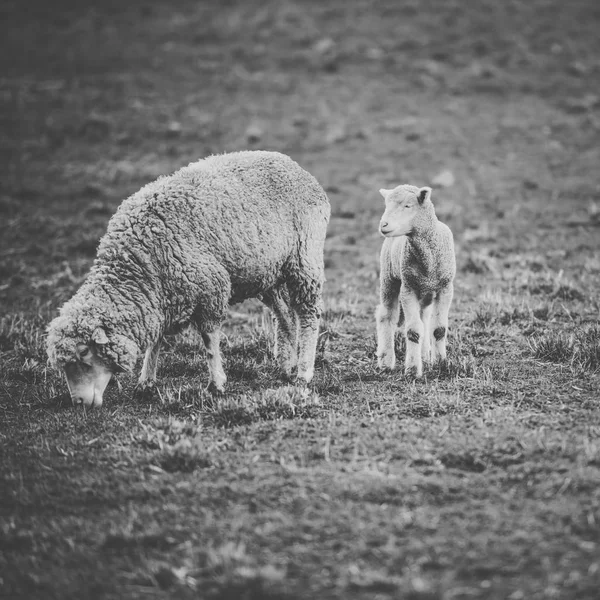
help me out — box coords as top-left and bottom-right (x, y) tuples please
(375, 184), (455, 378)
(46, 150), (330, 408)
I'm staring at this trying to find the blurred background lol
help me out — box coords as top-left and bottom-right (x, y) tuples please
(1, 0), (599, 313)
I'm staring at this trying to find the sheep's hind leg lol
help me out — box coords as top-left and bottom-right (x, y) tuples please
(376, 278), (401, 370)
(294, 306), (320, 384)
(431, 284), (454, 367)
(289, 274), (323, 385)
(401, 288), (424, 378)
(262, 286), (298, 379)
(201, 330), (226, 394)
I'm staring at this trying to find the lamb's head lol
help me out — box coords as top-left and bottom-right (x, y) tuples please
(47, 314), (139, 409)
(378, 185), (432, 237)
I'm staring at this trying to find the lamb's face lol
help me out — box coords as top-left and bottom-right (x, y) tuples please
(378, 185), (431, 237)
(63, 343), (113, 408)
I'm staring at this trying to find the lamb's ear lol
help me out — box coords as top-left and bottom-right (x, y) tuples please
(417, 187), (432, 204)
(379, 188), (392, 200)
(92, 327), (109, 345)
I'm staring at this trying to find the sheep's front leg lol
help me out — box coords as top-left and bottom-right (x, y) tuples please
(401, 287), (424, 378)
(139, 339), (161, 383)
(201, 330), (226, 394)
(431, 284), (454, 366)
(133, 338), (162, 400)
(376, 277), (401, 370)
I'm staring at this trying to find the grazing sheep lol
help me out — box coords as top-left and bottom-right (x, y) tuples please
(375, 184), (455, 378)
(47, 151), (330, 408)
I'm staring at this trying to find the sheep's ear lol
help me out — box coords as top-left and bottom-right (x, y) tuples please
(417, 187), (432, 204)
(379, 188), (392, 200)
(92, 327), (109, 345)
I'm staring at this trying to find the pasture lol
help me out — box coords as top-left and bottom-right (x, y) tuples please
(1, 0), (599, 598)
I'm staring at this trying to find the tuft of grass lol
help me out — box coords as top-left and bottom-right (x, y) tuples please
(157, 438), (214, 473)
(206, 385), (321, 427)
(0, 313), (48, 363)
(136, 417), (217, 473)
(529, 325), (600, 372)
(195, 542), (287, 599)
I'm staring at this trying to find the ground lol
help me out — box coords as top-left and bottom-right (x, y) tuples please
(1, 0), (600, 598)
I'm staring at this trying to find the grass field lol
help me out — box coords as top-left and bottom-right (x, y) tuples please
(1, 0), (600, 598)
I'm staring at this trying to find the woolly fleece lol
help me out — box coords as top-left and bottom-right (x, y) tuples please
(47, 150), (330, 374)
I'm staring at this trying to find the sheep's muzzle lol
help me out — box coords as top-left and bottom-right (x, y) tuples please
(63, 361), (113, 408)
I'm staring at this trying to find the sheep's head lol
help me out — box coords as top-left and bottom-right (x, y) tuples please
(378, 185), (432, 237)
(47, 316), (139, 409)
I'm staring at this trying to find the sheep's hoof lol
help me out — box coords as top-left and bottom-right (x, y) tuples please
(207, 381), (226, 396)
(134, 380), (159, 402)
(281, 366), (298, 382)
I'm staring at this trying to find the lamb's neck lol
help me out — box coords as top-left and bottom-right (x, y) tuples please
(405, 216), (440, 270)
(409, 211), (439, 245)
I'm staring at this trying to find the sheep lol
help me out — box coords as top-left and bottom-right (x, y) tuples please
(375, 184), (455, 378)
(46, 150), (331, 408)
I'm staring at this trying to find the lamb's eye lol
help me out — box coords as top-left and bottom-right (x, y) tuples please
(79, 347), (90, 359)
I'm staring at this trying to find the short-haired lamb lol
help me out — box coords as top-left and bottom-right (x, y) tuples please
(47, 151), (330, 408)
(375, 184), (456, 378)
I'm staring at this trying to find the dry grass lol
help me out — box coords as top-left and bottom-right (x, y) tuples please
(1, 0), (600, 599)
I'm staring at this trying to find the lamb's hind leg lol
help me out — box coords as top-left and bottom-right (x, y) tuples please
(401, 287), (424, 378)
(431, 284), (454, 367)
(262, 286), (298, 379)
(376, 278), (401, 370)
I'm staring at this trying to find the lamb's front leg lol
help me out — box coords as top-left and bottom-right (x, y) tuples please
(202, 329), (226, 394)
(431, 284), (454, 366)
(376, 277), (401, 370)
(401, 287), (424, 378)
(420, 301), (433, 366)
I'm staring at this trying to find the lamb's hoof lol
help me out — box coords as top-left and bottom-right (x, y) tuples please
(404, 367), (423, 381)
(432, 360), (449, 377)
(377, 354), (395, 372)
(207, 381), (225, 396)
(134, 381), (159, 402)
